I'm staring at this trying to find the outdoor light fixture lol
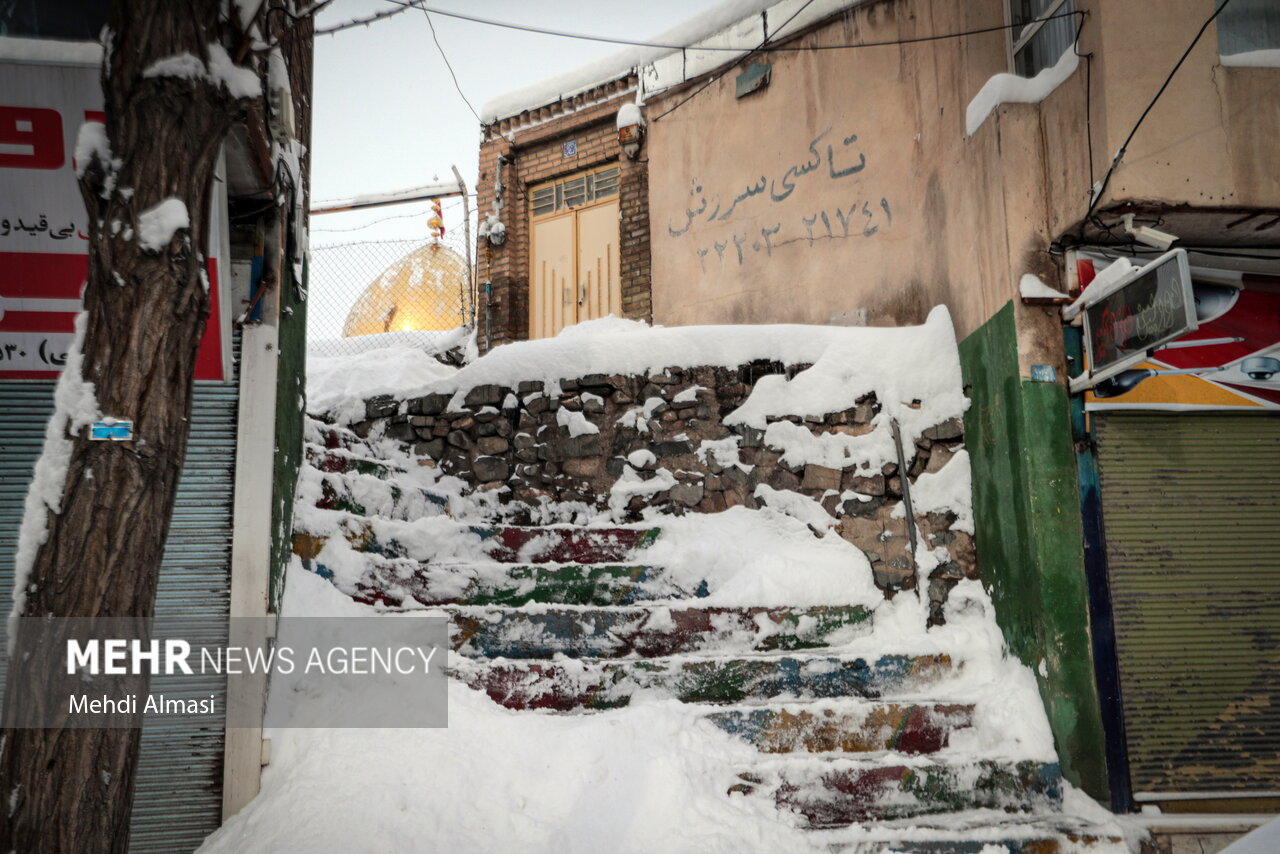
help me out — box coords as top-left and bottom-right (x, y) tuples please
(616, 103), (645, 160)
(1121, 213), (1179, 251)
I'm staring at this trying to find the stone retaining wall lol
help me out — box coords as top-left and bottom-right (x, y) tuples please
(340, 362), (974, 616)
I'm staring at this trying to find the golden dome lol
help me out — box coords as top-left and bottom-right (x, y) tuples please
(342, 242), (468, 336)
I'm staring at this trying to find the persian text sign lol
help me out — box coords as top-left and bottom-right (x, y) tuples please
(0, 58), (225, 379)
(1081, 249), (1197, 382)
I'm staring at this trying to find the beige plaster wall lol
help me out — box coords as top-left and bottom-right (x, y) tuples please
(1091, 0), (1280, 210)
(644, 0), (1277, 345)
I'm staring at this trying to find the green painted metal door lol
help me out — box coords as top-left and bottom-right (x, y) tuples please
(1094, 412), (1280, 798)
(0, 379), (236, 852)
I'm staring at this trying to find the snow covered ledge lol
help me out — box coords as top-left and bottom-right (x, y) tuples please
(965, 47), (1079, 137)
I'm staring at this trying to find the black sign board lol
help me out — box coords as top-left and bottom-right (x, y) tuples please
(1081, 250), (1198, 381)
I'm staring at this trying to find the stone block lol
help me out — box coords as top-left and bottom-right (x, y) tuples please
(384, 419), (414, 442)
(925, 445), (957, 474)
(408, 393), (451, 416)
(517, 380), (544, 395)
(922, 418), (963, 441)
(736, 425), (765, 448)
(839, 516), (883, 548)
(841, 495), (885, 518)
(563, 457), (602, 478)
(558, 434), (602, 459)
(652, 439), (693, 457)
(476, 436), (509, 455)
(472, 456), (510, 482)
(846, 473), (885, 496)
(365, 395), (398, 419)
(802, 465), (843, 492)
(464, 384), (506, 407)
(413, 438), (444, 459)
(446, 429), (472, 450)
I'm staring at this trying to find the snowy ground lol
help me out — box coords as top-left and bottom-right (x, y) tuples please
(198, 316), (1133, 853)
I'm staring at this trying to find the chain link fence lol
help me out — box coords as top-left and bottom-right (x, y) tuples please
(307, 229), (475, 358)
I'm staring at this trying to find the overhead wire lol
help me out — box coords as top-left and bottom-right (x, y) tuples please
(321, 1), (1079, 55)
(416, 3), (482, 123)
(652, 0), (818, 122)
(1079, 0), (1233, 229)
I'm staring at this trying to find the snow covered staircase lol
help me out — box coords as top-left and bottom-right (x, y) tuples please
(293, 413), (1121, 850)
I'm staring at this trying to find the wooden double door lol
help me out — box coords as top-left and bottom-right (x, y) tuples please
(529, 166), (621, 339)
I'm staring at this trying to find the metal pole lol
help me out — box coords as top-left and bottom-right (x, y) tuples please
(451, 165), (475, 329)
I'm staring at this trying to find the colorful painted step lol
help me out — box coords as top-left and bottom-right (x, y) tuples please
(452, 654), (952, 712)
(764, 759), (1061, 828)
(298, 551), (709, 609)
(869, 835), (1123, 854)
(305, 445), (401, 480)
(474, 526), (660, 564)
(308, 468), (449, 519)
(705, 703), (973, 754)
(294, 525), (659, 565)
(448, 605), (873, 658)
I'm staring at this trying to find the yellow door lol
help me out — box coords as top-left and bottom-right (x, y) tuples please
(528, 166), (622, 339)
(576, 199), (621, 323)
(530, 212), (575, 340)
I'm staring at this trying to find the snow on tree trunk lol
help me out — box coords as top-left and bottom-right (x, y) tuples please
(0, 2), (258, 851)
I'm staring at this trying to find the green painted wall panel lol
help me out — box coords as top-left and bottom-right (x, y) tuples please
(270, 256), (307, 613)
(959, 301), (1109, 801)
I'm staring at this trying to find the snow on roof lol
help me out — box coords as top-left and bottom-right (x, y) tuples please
(480, 0), (859, 123)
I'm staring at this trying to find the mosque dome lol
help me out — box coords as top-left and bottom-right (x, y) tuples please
(342, 241), (468, 336)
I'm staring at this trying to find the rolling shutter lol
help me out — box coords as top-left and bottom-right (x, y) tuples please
(0, 379), (237, 852)
(1094, 412), (1280, 797)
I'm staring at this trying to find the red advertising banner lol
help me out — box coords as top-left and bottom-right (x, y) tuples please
(0, 53), (226, 380)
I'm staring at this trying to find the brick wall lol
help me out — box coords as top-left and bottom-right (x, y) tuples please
(476, 75), (652, 351)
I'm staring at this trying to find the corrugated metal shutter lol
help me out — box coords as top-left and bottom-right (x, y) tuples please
(1094, 412), (1280, 796)
(0, 379), (236, 852)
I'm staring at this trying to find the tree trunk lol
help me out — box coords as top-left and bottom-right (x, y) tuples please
(0, 2), (249, 851)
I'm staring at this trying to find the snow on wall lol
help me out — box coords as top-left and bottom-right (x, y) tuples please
(480, 0), (862, 123)
(965, 47), (1079, 137)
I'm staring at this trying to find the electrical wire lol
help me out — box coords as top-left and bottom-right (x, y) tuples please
(652, 0), (817, 122)
(1080, 0), (1232, 228)
(319, 0), (1080, 56)
(417, 3), (482, 123)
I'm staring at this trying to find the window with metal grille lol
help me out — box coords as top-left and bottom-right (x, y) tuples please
(530, 167), (620, 218)
(1008, 0), (1076, 78)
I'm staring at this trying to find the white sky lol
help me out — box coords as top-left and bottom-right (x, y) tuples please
(309, 1), (725, 246)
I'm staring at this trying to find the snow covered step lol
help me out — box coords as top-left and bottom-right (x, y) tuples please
(705, 703), (973, 755)
(448, 605), (873, 658)
(294, 525), (660, 565)
(474, 526), (660, 564)
(847, 832), (1125, 854)
(748, 759), (1061, 828)
(305, 555), (707, 609)
(307, 467), (449, 519)
(452, 653), (953, 712)
(305, 444), (404, 481)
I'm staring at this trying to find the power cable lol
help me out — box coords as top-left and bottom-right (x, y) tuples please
(1080, 0), (1232, 228)
(416, 3), (482, 123)
(652, 0), (817, 122)
(320, 1), (1080, 56)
